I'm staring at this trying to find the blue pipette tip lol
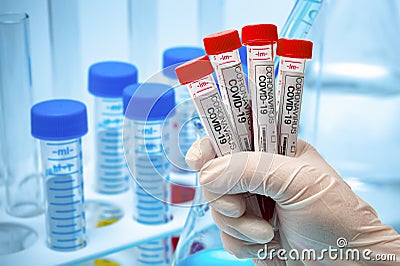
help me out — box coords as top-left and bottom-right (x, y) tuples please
(123, 83), (175, 121)
(162, 47), (205, 79)
(31, 99), (88, 141)
(88, 61), (138, 98)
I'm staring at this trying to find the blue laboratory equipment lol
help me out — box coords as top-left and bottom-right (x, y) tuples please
(48, 0), (81, 100)
(88, 61), (138, 194)
(280, 0), (324, 40)
(238, 45), (248, 76)
(31, 99), (88, 251)
(127, 0), (158, 81)
(123, 83), (175, 266)
(274, 0), (324, 76)
(300, 0), (400, 232)
(162, 47), (204, 173)
(198, 0), (225, 43)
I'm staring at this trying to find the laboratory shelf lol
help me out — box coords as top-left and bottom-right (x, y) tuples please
(0, 171), (192, 266)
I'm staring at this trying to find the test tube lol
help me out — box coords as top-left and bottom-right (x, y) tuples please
(242, 24), (278, 153)
(162, 47), (204, 173)
(175, 56), (241, 156)
(241, 24), (279, 222)
(276, 38), (313, 157)
(31, 99), (88, 251)
(203, 29), (253, 152)
(123, 83), (175, 266)
(0, 13), (43, 217)
(162, 47), (206, 250)
(48, 0), (82, 99)
(88, 61), (138, 194)
(127, 0), (158, 80)
(197, 0), (225, 43)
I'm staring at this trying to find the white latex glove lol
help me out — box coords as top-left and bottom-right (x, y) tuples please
(186, 137), (400, 265)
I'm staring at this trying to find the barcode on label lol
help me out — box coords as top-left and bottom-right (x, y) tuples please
(261, 126), (267, 152)
(281, 136), (288, 156)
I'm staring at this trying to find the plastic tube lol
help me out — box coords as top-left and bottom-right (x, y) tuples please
(31, 99), (88, 251)
(242, 24), (278, 153)
(241, 24), (279, 222)
(127, 0), (158, 81)
(88, 62), (138, 194)
(162, 47), (205, 249)
(203, 30), (253, 152)
(197, 0), (225, 43)
(48, 0), (82, 99)
(162, 47), (205, 174)
(123, 83), (174, 266)
(175, 56), (241, 156)
(0, 13), (43, 217)
(280, 0), (324, 40)
(276, 38), (313, 157)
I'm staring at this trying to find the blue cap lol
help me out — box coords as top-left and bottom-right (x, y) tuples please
(31, 99), (88, 141)
(88, 61), (138, 98)
(239, 45), (247, 66)
(162, 47), (205, 79)
(122, 83), (141, 115)
(124, 83), (175, 121)
(238, 45), (248, 76)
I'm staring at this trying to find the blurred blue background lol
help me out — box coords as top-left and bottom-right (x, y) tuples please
(0, 0), (294, 104)
(0, 0), (399, 264)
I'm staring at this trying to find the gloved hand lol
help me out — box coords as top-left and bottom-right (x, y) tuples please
(185, 137), (400, 265)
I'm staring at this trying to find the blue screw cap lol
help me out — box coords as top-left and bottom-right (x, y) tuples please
(239, 45), (247, 67)
(122, 83), (141, 115)
(238, 45), (248, 76)
(31, 99), (88, 141)
(88, 61), (138, 98)
(162, 47), (205, 79)
(123, 83), (175, 121)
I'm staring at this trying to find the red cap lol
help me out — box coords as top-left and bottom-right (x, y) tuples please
(175, 55), (215, 85)
(276, 38), (313, 59)
(241, 24), (278, 46)
(203, 29), (242, 55)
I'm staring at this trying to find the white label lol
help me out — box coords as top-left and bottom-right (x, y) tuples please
(196, 91), (240, 156)
(277, 72), (305, 157)
(187, 77), (215, 98)
(254, 64), (277, 153)
(280, 58), (305, 73)
(247, 46), (277, 153)
(276, 57), (306, 157)
(220, 63), (253, 151)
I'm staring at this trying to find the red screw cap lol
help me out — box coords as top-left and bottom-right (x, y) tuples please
(241, 24), (278, 46)
(203, 29), (242, 55)
(175, 55), (215, 85)
(276, 38), (313, 59)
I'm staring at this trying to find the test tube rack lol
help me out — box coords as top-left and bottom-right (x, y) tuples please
(0, 169), (190, 265)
